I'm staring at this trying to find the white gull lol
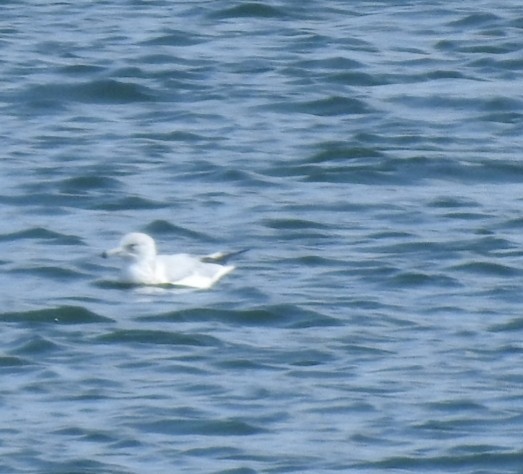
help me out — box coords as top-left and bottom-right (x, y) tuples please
(102, 232), (244, 289)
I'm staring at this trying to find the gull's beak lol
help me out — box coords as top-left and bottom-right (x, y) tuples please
(101, 247), (123, 259)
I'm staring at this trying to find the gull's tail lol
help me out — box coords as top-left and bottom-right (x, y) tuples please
(201, 249), (249, 264)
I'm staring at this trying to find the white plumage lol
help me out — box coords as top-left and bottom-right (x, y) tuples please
(103, 232), (241, 289)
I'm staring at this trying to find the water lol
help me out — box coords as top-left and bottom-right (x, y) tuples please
(1, 1), (523, 472)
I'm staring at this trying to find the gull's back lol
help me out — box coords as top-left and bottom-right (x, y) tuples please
(156, 253), (235, 289)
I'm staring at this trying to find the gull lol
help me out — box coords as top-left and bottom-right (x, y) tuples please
(102, 232), (245, 289)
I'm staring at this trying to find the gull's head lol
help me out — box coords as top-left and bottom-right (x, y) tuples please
(102, 232), (157, 262)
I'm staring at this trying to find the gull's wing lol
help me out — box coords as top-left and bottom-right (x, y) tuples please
(157, 253), (235, 289)
(173, 264), (235, 289)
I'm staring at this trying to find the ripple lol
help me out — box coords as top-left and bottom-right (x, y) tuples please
(10, 335), (62, 355)
(92, 195), (168, 211)
(96, 329), (221, 347)
(0, 306), (111, 324)
(144, 220), (207, 240)
(140, 31), (206, 47)
(137, 417), (266, 436)
(209, 3), (285, 19)
(0, 355), (32, 367)
(141, 304), (340, 329)
(360, 450), (523, 471)
(22, 79), (157, 105)
(58, 175), (123, 195)
(0, 227), (83, 245)
(11, 266), (87, 281)
(449, 261), (519, 277)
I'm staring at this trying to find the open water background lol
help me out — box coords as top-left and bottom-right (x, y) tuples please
(1, 1), (523, 472)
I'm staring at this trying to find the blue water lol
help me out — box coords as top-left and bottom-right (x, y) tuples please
(2, 1), (523, 472)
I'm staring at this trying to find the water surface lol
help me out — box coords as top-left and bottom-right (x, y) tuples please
(1, 2), (523, 472)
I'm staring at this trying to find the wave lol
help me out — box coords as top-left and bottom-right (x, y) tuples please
(0, 306), (112, 324)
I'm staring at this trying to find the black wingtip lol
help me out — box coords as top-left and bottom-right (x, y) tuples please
(201, 248), (249, 263)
